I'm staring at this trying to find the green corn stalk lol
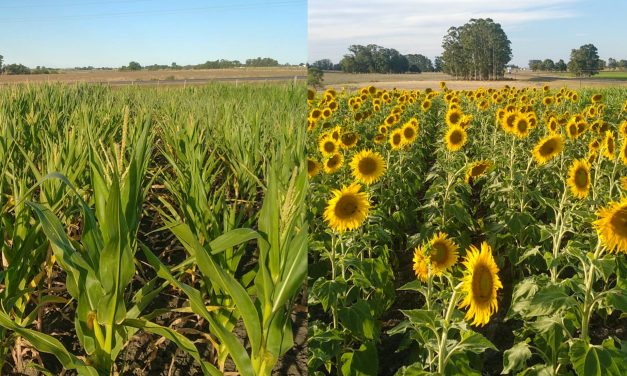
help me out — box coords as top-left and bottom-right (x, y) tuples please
(141, 83), (306, 375)
(158, 114), (256, 370)
(0, 112), (220, 375)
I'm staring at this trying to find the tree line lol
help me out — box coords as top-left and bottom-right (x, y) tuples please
(311, 45), (441, 74)
(529, 44), (626, 76)
(310, 18), (622, 81)
(0, 55), (291, 75)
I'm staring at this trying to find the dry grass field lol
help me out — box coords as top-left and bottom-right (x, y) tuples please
(0, 66), (306, 85)
(322, 70), (627, 90)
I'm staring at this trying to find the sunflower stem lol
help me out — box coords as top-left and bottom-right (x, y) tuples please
(581, 241), (603, 342)
(437, 287), (460, 374)
(330, 233), (338, 330)
(551, 185), (569, 283)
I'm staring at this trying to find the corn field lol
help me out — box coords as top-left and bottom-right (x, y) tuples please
(0, 83), (307, 375)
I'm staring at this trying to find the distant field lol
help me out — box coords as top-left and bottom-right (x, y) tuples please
(0, 66), (306, 85)
(321, 70), (627, 90)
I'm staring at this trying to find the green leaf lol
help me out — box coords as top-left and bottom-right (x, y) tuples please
(527, 284), (575, 317)
(401, 309), (437, 330)
(451, 330), (496, 355)
(341, 341), (379, 376)
(502, 341), (532, 374)
(0, 310), (98, 375)
(140, 244), (254, 375)
(338, 300), (376, 340)
(208, 228), (260, 255)
(569, 339), (616, 376)
(311, 277), (348, 312)
(123, 318), (222, 376)
(168, 221), (262, 356)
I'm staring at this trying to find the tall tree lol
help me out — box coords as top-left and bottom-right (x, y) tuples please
(311, 59), (334, 71)
(406, 54), (433, 73)
(0, 54), (3, 74)
(568, 44), (601, 76)
(434, 56), (443, 72)
(441, 18), (512, 80)
(555, 59), (567, 72)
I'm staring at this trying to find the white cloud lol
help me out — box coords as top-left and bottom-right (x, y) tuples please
(308, 0), (579, 62)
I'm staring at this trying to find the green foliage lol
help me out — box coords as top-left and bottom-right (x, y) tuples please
(441, 18), (512, 79)
(568, 44), (601, 77)
(308, 67), (324, 87)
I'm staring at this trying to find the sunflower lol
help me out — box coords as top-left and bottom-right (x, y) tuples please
(323, 153), (343, 174)
(319, 136), (339, 157)
(591, 93), (603, 103)
(513, 114), (531, 138)
(389, 128), (404, 150)
(446, 108), (463, 128)
(621, 176), (627, 191)
(594, 198), (627, 254)
(402, 122), (418, 145)
(619, 140), (627, 165)
(330, 126), (342, 140)
(501, 111), (517, 133)
(341, 132), (359, 149)
(458, 242), (502, 327)
(350, 150), (386, 185)
(323, 183), (370, 232)
(310, 109), (322, 121)
(373, 133), (386, 144)
(604, 131), (616, 159)
(445, 125), (467, 152)
(427, 233), (458, 274)
(421, 99), (432, 112)
(619, 121), (627, 138)
(465, 160), (492, 183)
(308, 158), (321, 178)
(567, 159), (591, 199)
(412, 246), (430, 282)
(532, 134), (564, 165)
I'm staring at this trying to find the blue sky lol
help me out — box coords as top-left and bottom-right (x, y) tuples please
(309, 0), (627, 67)
(0, 0), (307, 68)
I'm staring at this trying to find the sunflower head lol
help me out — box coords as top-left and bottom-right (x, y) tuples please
(513, 114), (531, 138)
(421, 99), (432, 112)
(308, 158), (321, 178)
(323, 183), (370, 232)
(458, 242), (502, 327)
(604, 131), (616, 159)
(350, 149), (386, 185)
(427, 233), (458, 274)
(323, 153), (344, 174)
(373, 133), (386, 144)
(567, 159), (591, 199)
(445, 125), (467, 151)
(594, 198), (627, 254)
(341, 132), (359, 149)
(465, 160), (492, 184)
(501, 111), (518, 133)
(446, 108), (463, 128)
(389, 128), (404, 150)
(533, 134), (564, 165)
(412, 246), (430, 282)
(319, 136), (339, 157)
(402, 122), (418, 145)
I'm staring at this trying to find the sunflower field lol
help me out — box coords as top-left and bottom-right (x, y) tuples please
(0, 83), (306, 375)
(307, 83), (627, 375)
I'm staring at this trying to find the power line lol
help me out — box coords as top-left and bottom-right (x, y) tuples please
(0, 1), (305, 23)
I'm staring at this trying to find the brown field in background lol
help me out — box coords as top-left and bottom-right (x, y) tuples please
(0, 66), (306, 85)
(322, 70), (627, 90)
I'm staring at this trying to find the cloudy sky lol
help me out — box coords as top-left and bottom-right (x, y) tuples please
(308, 0), (627, 67)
